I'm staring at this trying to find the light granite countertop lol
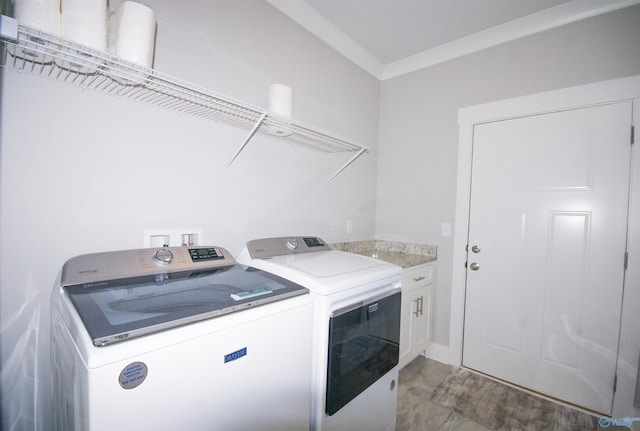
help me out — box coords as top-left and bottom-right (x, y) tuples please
(330, 240), (437, 269)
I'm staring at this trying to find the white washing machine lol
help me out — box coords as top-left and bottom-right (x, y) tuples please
(51, 246), (313, 431)
(237, 236), (403, 431)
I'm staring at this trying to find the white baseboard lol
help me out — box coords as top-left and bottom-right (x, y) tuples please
(424, 342), (449, 365)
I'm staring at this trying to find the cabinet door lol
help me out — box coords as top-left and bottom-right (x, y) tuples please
(399, 264), (435, 369)
(398, 289), (416, 369)
(414, 285), (433, 355)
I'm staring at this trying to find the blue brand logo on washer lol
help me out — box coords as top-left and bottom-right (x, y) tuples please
(224, 347), (247, 363)
(369, 303), (379, 313)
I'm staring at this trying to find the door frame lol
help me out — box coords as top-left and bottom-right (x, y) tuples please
(450, 75), (640, 414)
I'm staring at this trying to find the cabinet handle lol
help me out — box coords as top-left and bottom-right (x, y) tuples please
(414, 296), (424, 317)
(413, 276), (426, 282)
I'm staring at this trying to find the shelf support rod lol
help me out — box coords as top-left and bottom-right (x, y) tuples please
(324, 147), (368, 185)
(224, 111), (267, 173)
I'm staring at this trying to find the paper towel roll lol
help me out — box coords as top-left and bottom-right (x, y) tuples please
(108, 1), (156, 68)
(268, 84), (293, 117)
(14, 0), (61, 35)
(268, 84), (293, 137)
(62, 0), (107, 51)
(11, 0), (60, 63)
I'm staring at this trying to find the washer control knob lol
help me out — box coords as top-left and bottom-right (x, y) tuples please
(153, 249), (174, 266)
(285, 237), (299, 250)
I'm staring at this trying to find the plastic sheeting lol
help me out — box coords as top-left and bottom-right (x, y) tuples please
(1, 274), (52, 431)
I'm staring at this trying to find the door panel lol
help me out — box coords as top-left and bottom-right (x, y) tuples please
(486, 210), (527, 352)
(463, 102), (632, 414)
(541, 211), (589, 368)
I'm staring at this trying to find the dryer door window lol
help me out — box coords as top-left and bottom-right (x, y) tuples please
(325, 290), (401, 415)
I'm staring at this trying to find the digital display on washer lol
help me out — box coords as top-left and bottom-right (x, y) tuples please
(303, 237), (325, 247)
(188, 247), (224, 262)
(63, 265), (308, 347)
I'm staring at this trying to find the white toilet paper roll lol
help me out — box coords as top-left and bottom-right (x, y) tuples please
(62, 0), (107, 51)
(14, 0), (61, 35)
(108, 1), (156, 68)
(268, 84), (293, 137)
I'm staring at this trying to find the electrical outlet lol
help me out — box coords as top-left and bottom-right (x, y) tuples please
(441, 222), (452, 238)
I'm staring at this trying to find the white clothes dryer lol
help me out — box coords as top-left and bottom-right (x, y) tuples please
(237, 236), (403, 431)
(51, 246), (313, 431)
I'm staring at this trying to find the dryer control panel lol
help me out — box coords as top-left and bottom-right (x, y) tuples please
(246, 236), (332, 259)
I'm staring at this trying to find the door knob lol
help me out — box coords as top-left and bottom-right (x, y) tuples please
(471, 245), (481, 253)
(469, 262), (480, 271)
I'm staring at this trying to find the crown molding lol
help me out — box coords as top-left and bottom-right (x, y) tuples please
(266, 0), (385, 79)
(267, 0), (640, 81)
(382, 0), (640, 80)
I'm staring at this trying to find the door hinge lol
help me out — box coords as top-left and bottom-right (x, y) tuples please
(614, 373), (618, 393)
(625, 252), (629, 270)
(632, 126), (635, 145)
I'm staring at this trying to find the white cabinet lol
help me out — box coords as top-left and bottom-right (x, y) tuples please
(399, 262), (435, 369)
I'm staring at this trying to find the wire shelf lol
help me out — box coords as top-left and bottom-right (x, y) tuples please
(1, 18), (368, 156)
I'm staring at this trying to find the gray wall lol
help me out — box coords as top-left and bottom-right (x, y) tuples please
(375, 4), (640, 352)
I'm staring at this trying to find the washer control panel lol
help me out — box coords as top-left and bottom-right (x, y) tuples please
(61, 246), (235, 287)
(246, 236), (332, 259)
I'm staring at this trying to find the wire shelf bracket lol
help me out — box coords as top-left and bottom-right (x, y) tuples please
(323, 147), (368, 186)
(0, 15), (369, 182)
(224, 111), (267, 173)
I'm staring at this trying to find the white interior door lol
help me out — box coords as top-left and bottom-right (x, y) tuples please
(462, 102), (633, 414)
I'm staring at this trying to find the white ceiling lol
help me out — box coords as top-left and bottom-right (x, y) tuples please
(305, 0), (572, 64)
(267, 0), (640, 80)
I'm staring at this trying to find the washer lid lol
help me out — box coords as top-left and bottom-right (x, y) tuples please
(59, 248), (308, 347)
